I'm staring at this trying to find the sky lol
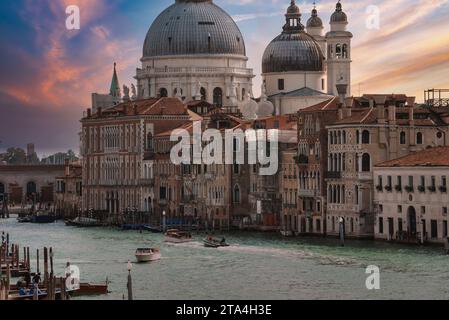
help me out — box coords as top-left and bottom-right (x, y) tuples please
(1, 0), (449, 156)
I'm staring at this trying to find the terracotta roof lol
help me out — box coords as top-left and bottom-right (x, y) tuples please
(89, 98), (189, 118)
(376, 147), (449, 167)
(299, 97), (339, 112)
(332, 107), (377, 125)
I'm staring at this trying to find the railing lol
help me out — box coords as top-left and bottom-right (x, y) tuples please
(139, 178), (155, 187)
(158, 199), (168, 206)
(325, 171), (342, 179)
(143, 151), (155, 161)
(298, 189), (317, 197)
(136, 67), (254, 77)
(358, 172), (373, 180)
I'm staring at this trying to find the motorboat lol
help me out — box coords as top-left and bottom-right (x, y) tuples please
(280, 230), (294, 237)
(17, 216), (32, 223)
(164, 229), (193, 243)
(135, 248), (161, 263)
(203, 237), (230, 248)
(65, 217), (102, 228)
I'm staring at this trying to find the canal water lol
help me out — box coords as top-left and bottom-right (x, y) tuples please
(1, 218), (448, 300)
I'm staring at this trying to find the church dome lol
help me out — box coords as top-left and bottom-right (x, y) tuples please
(330, 2), (348, 23)
(143, 0), (246, 58)
(307, 8), (323, 28)
(262, 2), (324, 74)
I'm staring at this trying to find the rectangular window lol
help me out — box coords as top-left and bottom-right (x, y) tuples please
(379, 205), (383, 213)
(379, 217), (384, 234)
(398, 218), (403, 233)
(442, 176), (447, 187)
(443, 221), (448, 238)
(387, 176), (392, 187)
(420, 176), (425, 187)
(397, 176), (402, 188)
(321, 78), (325, 91)
(421, 206), (426, 215)
(431, 220), (438, 239)
(317, 201), (321, 213)
(431, 176), (436, 188)
(443, 207), (448, 215)
(398, 205), (403, 213)
(278, 79), (285, 91)
(408, 176), (414, 188)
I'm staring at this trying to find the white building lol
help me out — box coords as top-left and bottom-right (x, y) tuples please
(262, 1), (352, 115)
(135, 0), (255, 107)
(374, 147), (449, 245)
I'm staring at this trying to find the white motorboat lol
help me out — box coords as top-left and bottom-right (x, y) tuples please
(135, 248), (161, 263)
(280, 230), (294, 237)
(164, 229), (193, 243)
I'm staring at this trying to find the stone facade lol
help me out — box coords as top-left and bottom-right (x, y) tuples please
(374, 147), (449, 244)
(325, 95), (449, 238)
(55, 161), (83, 217)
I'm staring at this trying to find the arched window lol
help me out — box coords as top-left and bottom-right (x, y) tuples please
(159, 88), (168, 98)
(233, 185), (241, 203)
(213, 87), (223, 107)
(336, 44), (342, 58)
(343, 131), (347, 144)
(416, 132), (423, 145)
(200, 87), (207, 101)
(356, 130), (360, 144)
(342, 44), (348, 58)
(400, 132), (406, 145)
(26, 181), (37, 197)
(362, 153), (371, 172)
(241, 88), (246, 101)
(147, 132), (154, 151)
(362, 130), (370, 144)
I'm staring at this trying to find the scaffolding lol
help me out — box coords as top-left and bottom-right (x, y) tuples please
(425, 89), (449, 107)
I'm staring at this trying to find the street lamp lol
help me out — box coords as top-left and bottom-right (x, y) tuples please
(162, 210), (166, 233)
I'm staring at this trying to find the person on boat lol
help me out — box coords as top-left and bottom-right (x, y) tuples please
(19, 284), (28, 296)
(32, 272), (41, 285)
(220, 238), (227, 245)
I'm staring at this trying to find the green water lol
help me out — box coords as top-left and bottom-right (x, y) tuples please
(1, 218), (448, 300)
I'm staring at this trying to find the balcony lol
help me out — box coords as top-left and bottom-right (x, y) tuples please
(384, 185), (393, 192)
(143, 151), (156, 161)
(139, 178), (155, 187)
(395, 185), (403, 192)
(428, 186), (437, 193)
(298, 189), (317, 197)
(405, 186), (414, 193)
(418, 185), (426, 193)
(440, 186), (447, 193)
(358, 172), (373, 181)
(158, 199), (168, 206)
(325, 171), (342, 179)
(294, 154), (309, 165)
(375, 185), (383, 192)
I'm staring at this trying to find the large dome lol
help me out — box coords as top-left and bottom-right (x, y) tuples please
(262, 1), (324, 73)
(143, 0), (246, 58)
(262, 31), (324, 73)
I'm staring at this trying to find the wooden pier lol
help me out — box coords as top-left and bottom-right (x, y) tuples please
(0, 233), (109, 300)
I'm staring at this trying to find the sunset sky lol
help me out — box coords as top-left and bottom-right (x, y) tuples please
(1, 0), (449, 155)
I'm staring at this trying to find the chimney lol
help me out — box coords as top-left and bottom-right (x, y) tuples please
(343, 97), (353, 118)
(87, 108), (92, 118)
(97, 107), (103, 117)
(373, 96), (387, 124)
(388, 100), (397, 124)
(406, 97), (416, 106)
(336, 84), (348, 105)
(409, 106), (415, 125)
(64, 159), (70, 176)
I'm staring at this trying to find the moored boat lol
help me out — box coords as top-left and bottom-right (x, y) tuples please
(135, 248), (161, 263)
(66, 217), (102, 227)
(164, 229), (193, 243)
(31, 211), (56, 224)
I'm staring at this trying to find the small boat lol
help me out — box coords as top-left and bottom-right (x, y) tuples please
(17, 216), (32, 223)
(164, 229), (193, 243)
(66, 217), (102, 227)
(203, 237), (230, 248)
(31, 211), (56, 224)
(280, 230), (294, 237)
(135, 248), (161, 263)
(142, 225), (162, 233)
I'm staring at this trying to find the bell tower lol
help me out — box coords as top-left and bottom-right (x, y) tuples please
(326, 1), (352, 97)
